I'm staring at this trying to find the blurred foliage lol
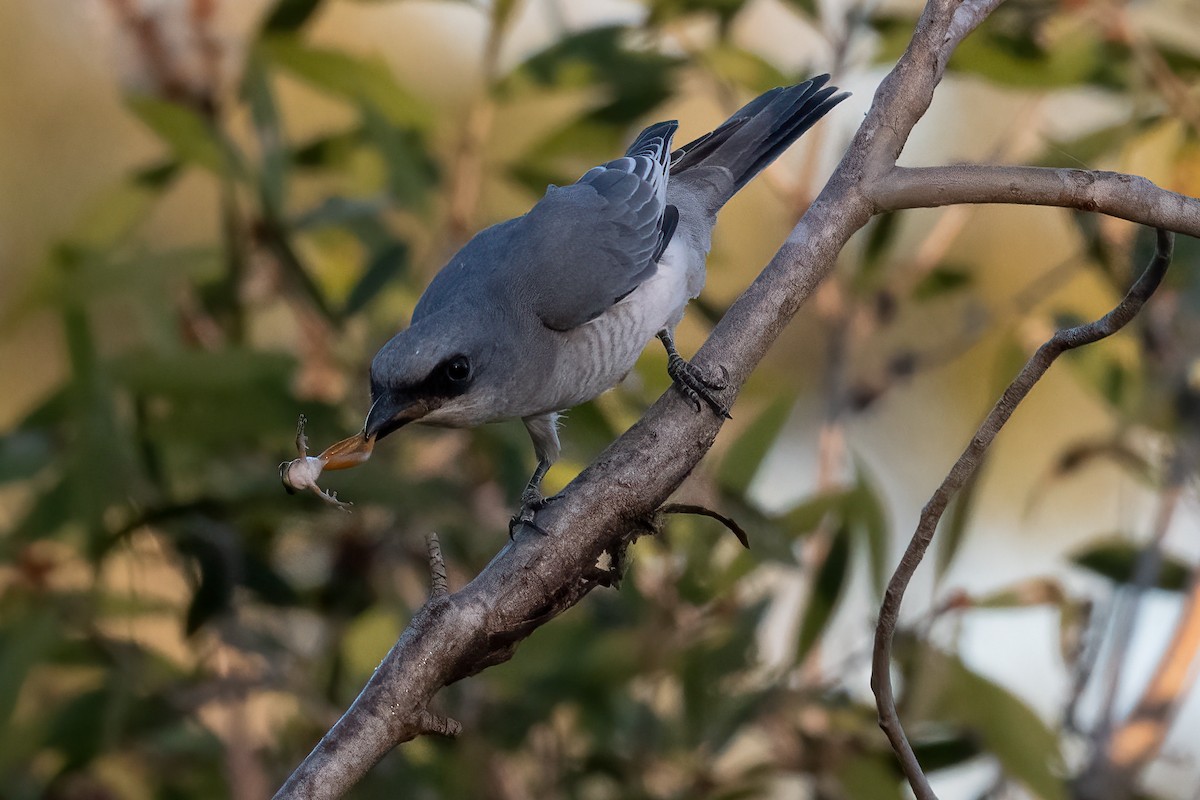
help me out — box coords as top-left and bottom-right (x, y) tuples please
(1, 0), (1199, 798)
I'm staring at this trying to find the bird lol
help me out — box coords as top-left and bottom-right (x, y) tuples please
(361, 76), (848, 532)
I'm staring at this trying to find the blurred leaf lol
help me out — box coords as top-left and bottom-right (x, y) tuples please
(506, 26), (682, 124)
(7, 476), (74, 544)
(0, 431), (53, 484)
(856, 210), (901, 289)
(836, 753), (905, 800)
(362, 107), (438, 206)
(112, 349), (293, 394)
(1045, 437), (1154, 490)
(848, 470), (889, 596)
(795, 525), (851, 664)
(110, 349), (302, 450)
(294, 195), (391, 232)
(908, 643), (1066, 800)
(1070, 538), (1191, 592)
(32, 247), (220, 310)
(243, 56), (288, 216)
(127, 98), (230, 175)
(261, 37), (431, 128)
(703, 45), (789, 92)
(914, 266), (973, 301)
(936, 463), (983, 578)
(648, 0), (746, 28)
(717, 395), (792, 495)
(262, 0), (325, 32)
(949, 27), (1109, 89)
(45, 687), (114, 770)
(1039, 121), (1145, 170)
(0, 610), (60, 735)
(780, 489), (848, 535)
(344, 242), (409, 317)
(176, 528), (236, 635)
(780, 0), (817, 18)
(910, 731), (984, 772)
(292, 128), (364, 169)
(974, 577), (1066, 609)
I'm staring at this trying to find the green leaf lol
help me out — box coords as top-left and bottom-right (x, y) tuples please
(936, 463), (983, 577)
(0, 610), (60, 735)
(1038, 121), (1145, 169)
(780, 489), (849, 536)
(505, 26), (682, 124)
(261, 37), (430, 128)
(126, 98), (229, 174)
(795, 525), (851, 664)
(848, 469), (889, 596)
(702, 45), (789, 92)
(1070, 538), (1191, 592)
(717, 395), (793, 496)
(948, 27), (1106, 89)
(855, 210), (901, 290)
(177, 531), (235, 635)
(362, 107), (438, 207)
(343, 242), (408, 317)
(0, 431), (53, 484)
(112, 349), (294, 395)
(291, 128), (364, 169)
(836, 754), (905, 800)
(910, 644), (1066, 800)
(243, 56), (288, 216)
(7, 476), (74, 544)
(261, 0), (325, 32)
(913, 265), (973, 301)
(974, 577), (1066, 609)
(910, 731), (984, 772)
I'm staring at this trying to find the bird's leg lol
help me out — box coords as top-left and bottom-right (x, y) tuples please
(657, 329), (730, 418)
(509, 458), (556, 537)
(510, 413), (563, 537)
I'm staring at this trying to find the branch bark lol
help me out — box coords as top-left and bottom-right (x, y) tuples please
(273, 0), (1200, 795)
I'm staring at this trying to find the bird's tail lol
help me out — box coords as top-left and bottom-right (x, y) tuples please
(671, 75), (848, 203)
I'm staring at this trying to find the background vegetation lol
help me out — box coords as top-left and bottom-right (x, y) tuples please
(2, 0), (1200, 797)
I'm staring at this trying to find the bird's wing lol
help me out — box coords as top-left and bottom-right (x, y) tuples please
(510, 120), (678, 332)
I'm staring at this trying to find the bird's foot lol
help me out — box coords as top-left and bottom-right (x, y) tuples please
(667, 356), (731, 418)
(509, 490), (559, 538)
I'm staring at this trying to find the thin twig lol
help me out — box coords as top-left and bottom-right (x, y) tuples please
(870, 229), (1174, 800)
(659, 503), (750, 549)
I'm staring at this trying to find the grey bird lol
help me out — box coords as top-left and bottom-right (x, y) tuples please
(363, 76), (848, 531)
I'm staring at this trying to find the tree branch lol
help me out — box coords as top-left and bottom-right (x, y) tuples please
(874, 165), (1200, 238)
(272, 0), (1200, 794)
(870, 230), (1175, 800)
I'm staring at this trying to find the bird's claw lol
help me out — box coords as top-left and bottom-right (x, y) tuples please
(668, 358), (731, 419)
(508, 491), (558, 538)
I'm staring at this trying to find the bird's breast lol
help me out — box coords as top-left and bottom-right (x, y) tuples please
(543, 244), (699, 410)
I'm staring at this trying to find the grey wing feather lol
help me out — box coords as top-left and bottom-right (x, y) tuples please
(512, 120), (678, 331)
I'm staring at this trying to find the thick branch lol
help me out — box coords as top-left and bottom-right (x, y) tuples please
(870, 230), (1175, 800)
(875, 165), (1200, 238)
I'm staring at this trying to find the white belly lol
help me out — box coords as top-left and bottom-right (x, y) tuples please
(543, 241), (701, 410)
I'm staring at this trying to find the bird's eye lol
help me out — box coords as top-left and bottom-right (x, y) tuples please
(444, 356), (471, 382)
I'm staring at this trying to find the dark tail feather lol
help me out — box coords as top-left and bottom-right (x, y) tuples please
(672, 75), (848, 197)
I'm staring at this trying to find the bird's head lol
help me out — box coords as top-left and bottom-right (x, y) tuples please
(362, 315), (494, 441)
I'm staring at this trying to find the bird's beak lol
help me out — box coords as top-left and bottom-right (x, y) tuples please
(362, 393), (427, 441)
